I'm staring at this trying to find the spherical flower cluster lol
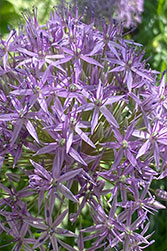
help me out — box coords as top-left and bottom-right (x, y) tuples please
(114, 0), (144, 28)
(60, 0), (144, 28)
(0, 7), (166, 251)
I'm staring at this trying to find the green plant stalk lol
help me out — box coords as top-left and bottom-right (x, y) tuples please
(66, 180), (78, 246)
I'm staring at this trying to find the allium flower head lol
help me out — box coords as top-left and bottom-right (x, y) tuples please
(58, 0), (144, 28)
(114, 0), (144, 28)
(0, 6), (165, 251)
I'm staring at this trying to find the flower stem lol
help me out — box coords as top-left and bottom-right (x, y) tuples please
(66, 180), (78, 246)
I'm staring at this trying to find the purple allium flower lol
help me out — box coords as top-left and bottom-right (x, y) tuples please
(133, 119), (167, 169)
(155, 188), (167, 201)
(58, 0), (144, 28)
(0, 6), (165, 251)
(29, 159), (82, 206)
(27, 206), (77, 250)
(101, 121), (138, 167)
(114, 0), (144, 28)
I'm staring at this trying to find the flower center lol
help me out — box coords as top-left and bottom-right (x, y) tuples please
(70, 84), (77, 91)
(160, 94), (165, 101)
(58, 138), (66, 146)
(95, 98), (102, 106)
(126, 228), (133, 235)
(119, 175), (127, 183)
(122, 139), (128, 149)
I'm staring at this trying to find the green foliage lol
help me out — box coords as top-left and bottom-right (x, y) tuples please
(0, 0), (55, 37)
(133, 0), (167, 80)
(0, 0), (21, 35)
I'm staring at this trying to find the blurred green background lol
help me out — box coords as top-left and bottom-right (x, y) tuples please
(0, 0), (167, 250)
(0, 0), (54, 35)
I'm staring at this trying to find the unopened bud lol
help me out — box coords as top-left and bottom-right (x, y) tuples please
(155, 189), (167, 201)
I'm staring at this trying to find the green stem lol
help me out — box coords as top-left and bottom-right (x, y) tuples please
(66, 180), (78, 246)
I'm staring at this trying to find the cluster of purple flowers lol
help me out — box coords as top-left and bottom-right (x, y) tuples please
(0, 7), (166, 251)
(114, 0), (144, 28)
(60, 0), (144, 28)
